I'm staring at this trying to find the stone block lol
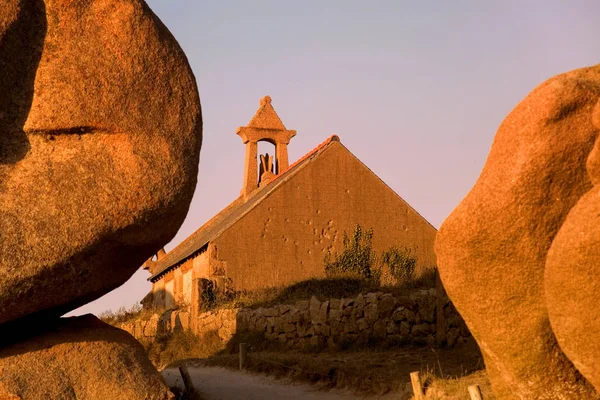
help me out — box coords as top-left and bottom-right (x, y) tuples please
(263, 307), (279, 317)
(344, 321), (358, 334)
(278, 304), (293, 315)
(373, 319), (388, 339)
(274, 317), (285, 333)
(416, 295), (436, 323)
(351, 307), (364, 318)
(364, 303), (378, 323)
(404, 309), (416, 324)
(329, 309), (342, 321)
(289, 310), (301, 323)
(342, 305), (353, 317)
(391, 307), (404, 322)
(447, 328), (460, 347)
(447, 315), (461, 328)
(266, 317), (275, 334)
(400, 321), (411, 337)
(236, 310), (251, 332)
(387, 320), (399, 335)
(411, 323), (430, 337)
(330, 320), (343, 336)
(357, 318), (369, 331)
(296, 300), (310, 311)
(426, 334), (436, 347)
(366, 292), (378, 303)
(255, 316), (267, 331)
(309, 296), (321, 322)
(317, 301), (329, 324)
(378, 295), (398, 316)
(444, 304), (454, 319)
(218, 325), (235, 341)
(355, 294), (365, 307)
(329, 299), (342, 311)
(459, 318), (471, 337)
(304, 326), (315, 337)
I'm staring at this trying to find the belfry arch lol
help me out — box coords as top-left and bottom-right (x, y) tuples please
(236, 96), (296, 196)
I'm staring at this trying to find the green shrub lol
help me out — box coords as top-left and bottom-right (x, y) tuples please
(381, 246), (416, 282)
(324, 224), (378, 281)
(324, 225), (418, 286)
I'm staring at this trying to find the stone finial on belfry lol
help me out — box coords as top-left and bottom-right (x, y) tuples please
(237, 96), (297, 197)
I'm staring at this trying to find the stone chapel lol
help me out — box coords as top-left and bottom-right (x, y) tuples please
(142, 96), (437, 311)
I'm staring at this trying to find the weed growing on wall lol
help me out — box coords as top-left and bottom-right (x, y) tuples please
(324, 224), (418, 285)
(324, 224), (379, 281)
(381, 246), (416, 282)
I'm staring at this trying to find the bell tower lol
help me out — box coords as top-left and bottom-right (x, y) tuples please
(236, 96), (296, 197)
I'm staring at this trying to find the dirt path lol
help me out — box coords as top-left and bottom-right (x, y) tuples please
(162, 366), (404, 400)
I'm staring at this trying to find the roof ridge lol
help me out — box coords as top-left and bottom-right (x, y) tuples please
(266, 134), (339, 187)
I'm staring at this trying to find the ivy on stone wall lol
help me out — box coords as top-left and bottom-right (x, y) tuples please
(324, 224), (378, 280)
(324, 224), (417, 285)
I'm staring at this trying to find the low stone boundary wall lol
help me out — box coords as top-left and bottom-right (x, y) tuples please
(236, 289), (470, 349)
(121, 288), (471, 349)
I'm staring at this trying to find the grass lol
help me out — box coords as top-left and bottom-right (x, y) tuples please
(208, 267), (438, 311)
(193, 340), (488, 397)
(424, 369), (494, 399)
(154, 332), (493, 398)
(142, 330), (226, 369)
(97, 303), (148, 326)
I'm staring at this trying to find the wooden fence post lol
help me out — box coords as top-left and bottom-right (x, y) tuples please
(239, 343), (248, 371)
(410, 371), (424, 400)
(468, 384), (483, 400)
(178, 365), (198, 399)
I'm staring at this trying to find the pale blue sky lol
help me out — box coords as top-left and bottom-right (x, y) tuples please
(70, 1), (600, 316)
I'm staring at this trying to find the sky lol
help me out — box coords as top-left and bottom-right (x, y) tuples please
(69, 0), (600, 316)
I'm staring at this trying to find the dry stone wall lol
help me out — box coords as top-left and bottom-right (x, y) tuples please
(121, 289), (471, 349)
(235, 289), (470, 349)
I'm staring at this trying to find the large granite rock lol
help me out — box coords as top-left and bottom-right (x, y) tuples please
(0, 315), (174, 400)
(436, 65), (600, 399)
(0, 0), (202, 325)
(545, 99), (600, 392)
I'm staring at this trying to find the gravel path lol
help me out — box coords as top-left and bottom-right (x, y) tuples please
(162, 366), (386, 400)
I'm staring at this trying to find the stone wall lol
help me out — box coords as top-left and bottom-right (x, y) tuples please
(121, 288), (471, 349)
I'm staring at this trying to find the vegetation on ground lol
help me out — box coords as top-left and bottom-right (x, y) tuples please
(142, 330), (224, 369)
(99, 302), (187, 327)
(199, 267), (437, 313)
(196, 344), (490, 398)
(148, 327), (492, 398)
(98, 303), (146, 326)
(424, 369), (494, 399)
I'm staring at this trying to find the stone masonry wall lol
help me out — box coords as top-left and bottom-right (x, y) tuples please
(121, 289), (471, 349)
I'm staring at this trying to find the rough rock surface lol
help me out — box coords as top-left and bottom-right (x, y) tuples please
(436, 65), (600, 399)
(0, 0), (202, 325)
(545, 99), (600, 392)
(0, 315), (174, 400)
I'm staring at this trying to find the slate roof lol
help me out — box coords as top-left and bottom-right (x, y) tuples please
(149, 135), (340, 282)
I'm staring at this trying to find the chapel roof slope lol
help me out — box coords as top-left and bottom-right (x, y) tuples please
(149, 135), (340, 281)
